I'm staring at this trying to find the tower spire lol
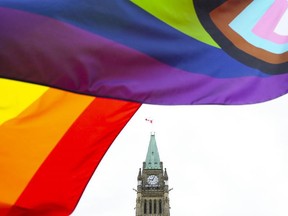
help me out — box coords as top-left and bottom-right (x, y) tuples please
(144, 133), (161, 169)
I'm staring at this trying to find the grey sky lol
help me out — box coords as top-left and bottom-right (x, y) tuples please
(72, 93), (288, 216)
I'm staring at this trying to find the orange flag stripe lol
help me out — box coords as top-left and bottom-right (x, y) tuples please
(0, 88), (94, 208)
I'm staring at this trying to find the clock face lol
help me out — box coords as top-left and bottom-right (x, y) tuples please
(147, 175), (159, 185)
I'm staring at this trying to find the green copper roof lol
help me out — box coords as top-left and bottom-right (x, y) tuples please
(145, 134), (161, 169)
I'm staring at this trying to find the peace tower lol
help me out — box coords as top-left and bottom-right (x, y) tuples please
(135, 134), (170, 216)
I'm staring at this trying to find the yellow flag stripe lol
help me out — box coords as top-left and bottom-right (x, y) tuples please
(0, 79), (48, 125)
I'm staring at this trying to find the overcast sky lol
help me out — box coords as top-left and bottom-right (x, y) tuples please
(72, 93), (288, 216)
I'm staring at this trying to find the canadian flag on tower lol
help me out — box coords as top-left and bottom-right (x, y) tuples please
(145, 118), (153, 124)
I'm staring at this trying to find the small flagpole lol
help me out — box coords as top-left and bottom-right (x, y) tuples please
(145, 118), (155, 135)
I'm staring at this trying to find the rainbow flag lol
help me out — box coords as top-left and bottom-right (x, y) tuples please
(0, 0), (288, 215)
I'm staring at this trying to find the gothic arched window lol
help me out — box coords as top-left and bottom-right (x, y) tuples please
(154, 199), (157, 214)
(159, 199), (162, 214)
(144, 200), (147, 214)
(149, 199), (152, 214)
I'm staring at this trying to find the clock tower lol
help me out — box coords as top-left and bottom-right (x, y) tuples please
(135, 134), (170, 216)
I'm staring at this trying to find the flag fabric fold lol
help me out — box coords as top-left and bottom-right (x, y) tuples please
(0, 0), (287, 105)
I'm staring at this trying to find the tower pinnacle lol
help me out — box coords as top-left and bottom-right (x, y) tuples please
(145, 134), (161, 169)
